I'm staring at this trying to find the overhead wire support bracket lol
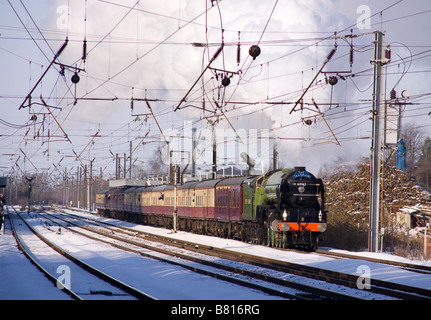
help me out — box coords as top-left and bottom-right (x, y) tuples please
(131, 129), (150, 157)
(19, 38), (68, 110)
(20, 148), (38, 172)
(311, 98), (340, 146)
(40, 96), (72, 144)
(54, 62), (85, 73)
(74, 129), (101, 162)
(211, 99), (244, 145)
(146, 101), (169, 145)
(289, 45), (337, 114)
(174, 44), (224, 112)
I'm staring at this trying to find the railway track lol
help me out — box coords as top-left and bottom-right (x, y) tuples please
(35, 207), (428, 300)
(38, 210), (328, 300)
(36, 209), (372, 300)
(7, 207), (156, 300)
(57, 208), (431, 300)
(315, 249), (431, 275)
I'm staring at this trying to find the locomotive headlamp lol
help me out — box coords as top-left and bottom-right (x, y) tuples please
(318, 223), (327, 232)
(282, 209), (288, 220)
(281, 223), (290, 232)
(271, 219), (280, 232)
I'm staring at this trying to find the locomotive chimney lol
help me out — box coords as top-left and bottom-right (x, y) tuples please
(294, 166), (306, 171)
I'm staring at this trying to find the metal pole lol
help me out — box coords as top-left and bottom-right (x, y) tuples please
(369, 31), (386, 252)
(174, 45), (224, 112)
(273, 141), (278, 170)
(63, 168), (67, 206)
(84, 165), (88, 210)
(78, 167), (82, 208)
(129, 141), (132, 179)
(124, 153), (126, 179)
(89, 160), (93, 211)
(76, 167), (79, 208)
(212, 129), (217, 179)
(212, 123), (217, 180)
(192, 128), (196, 178)
(115, 154), (119, 179)
(27, 185), (31, 213)
(173, 165), (177, 233)
(19, 38), (68, 110)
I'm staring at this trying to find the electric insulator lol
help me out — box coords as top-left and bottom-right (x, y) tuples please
(385, 47), (391, 61)
(390, 89), (396, 100)
(82, 39), (87, 61)
(249, 45), (261, 60)
(237, 31), (241, 65)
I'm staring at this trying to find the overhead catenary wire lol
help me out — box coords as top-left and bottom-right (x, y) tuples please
(2, 0), (431, 178)
(80, 4), (214, 102)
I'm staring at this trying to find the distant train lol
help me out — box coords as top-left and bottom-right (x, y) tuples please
(96, 167), (327, 250)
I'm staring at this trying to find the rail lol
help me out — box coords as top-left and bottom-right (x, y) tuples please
(7, 207), (156, 300)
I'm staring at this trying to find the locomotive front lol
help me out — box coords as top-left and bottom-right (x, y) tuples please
(267, 167), (326, 249)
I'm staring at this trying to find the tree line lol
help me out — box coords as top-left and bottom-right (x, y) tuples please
(397, 124), (431, 191)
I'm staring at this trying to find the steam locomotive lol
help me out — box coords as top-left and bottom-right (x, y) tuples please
(96, 167), (327, 250)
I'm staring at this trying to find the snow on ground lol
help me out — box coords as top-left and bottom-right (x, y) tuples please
(62, 208), (431, 292)
(2, 206), (431, 301)
(1, 209), (283, 300)
(0, 219), (71, 300)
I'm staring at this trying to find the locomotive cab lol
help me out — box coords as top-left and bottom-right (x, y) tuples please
(264, 167), (327, 250)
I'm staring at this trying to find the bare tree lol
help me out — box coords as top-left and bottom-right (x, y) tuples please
(146, 145), (169, 177)
(416, 137), (431, 191)
(401, 124), (426, 174)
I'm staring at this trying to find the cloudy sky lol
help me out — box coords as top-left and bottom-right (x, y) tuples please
(1, 0), (430, 182)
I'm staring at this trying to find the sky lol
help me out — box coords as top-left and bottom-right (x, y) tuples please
(1, 0), (431, 183)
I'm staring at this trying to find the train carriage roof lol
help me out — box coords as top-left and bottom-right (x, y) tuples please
(97, 188), (111, 195)
(178, 180), (200, 190)
(216, 176), (250, 187)
(195, 179), (222, 189)
(124, 187), (139, 193)
(109, 187), (128, 194)
(135, 185), (152, 192)
(151, 184), (174, 192)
